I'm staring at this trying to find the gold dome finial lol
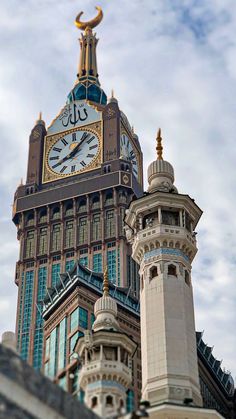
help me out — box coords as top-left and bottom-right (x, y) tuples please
(75, 6), (103, 32)
(156, 128), (163, 160)
(103, 266), (109, 297)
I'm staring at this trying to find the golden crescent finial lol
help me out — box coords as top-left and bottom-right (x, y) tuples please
(74, 6), (103, 31)
(156, 128), (163, 160)
(103, 266), (109, 297)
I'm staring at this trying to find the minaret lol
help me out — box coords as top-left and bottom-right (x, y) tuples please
(74, 268), (137, 418)
(125, 130), (203, 406)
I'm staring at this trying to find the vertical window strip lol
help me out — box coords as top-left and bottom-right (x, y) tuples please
(105, 210), (115, 238)
(33, 267), (47, 369)
(78, 217), (88, 244)
(79, 256), (88, 267)
(79, 307), (88, 329)
(92, 214), (101, 241)
(21, 270), (34, 360)
(65, 259), (75, 272)
(17, 273), (25, 351)
(51, 263), (61, 288)
(48, 327), (58, 378)
(93, 253), (102, 273)
(65, 220), (74, 248)
(58, 317), (67, 371)
(107, 249), (116, 283)
(25, 230), (35, 258)
(52, 224), (61, 251)
(39, 227), (48, 255)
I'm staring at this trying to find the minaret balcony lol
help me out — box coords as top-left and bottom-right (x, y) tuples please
(79, 359), (132, 388)
(132, 224), (197, 264)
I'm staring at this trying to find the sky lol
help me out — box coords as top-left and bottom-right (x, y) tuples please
(0, 0), (236, 380)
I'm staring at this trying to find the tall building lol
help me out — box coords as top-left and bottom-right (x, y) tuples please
(12, 6), (142, 368)
(124, 131), (227, 418)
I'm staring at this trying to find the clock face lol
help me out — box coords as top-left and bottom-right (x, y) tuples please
(47, 130), (100, 175)
(120, 134), (138, 179)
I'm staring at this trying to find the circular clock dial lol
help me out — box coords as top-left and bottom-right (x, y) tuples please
(120, 134), (138, 179)
(48, 130), (99, 175)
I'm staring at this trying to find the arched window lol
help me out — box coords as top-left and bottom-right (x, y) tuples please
(168, 264), (177, 276)
(91, 396), (97, 408)
(52, 207), (60, 220)
(39, 209), (47, 223)
(150, 266), (158, 279)
(106, 395), (113, 406)
(26, 213), (34, 226)
(105, 192), (113, 206)
(78, 200), (86, 213)
(65, 203), (73, 217)
(92, 196), (100, 210)
(119, 191), (127, 204)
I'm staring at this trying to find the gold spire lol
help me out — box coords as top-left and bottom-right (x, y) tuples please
(39, 111), (42, 120)
(111, 89), (114, 98)
(75, 6), (103, 32)
(156, 128), (163, 160)
(103, 266), (109, 297)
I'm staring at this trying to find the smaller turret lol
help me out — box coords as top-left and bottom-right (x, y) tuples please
(147, 129), (177, 193)
(74, 268), (136, 418)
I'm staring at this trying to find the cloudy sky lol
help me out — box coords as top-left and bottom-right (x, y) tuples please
(0, 0), (236, 379)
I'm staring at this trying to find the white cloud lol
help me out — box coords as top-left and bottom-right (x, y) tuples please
(0, 0), (236, 379)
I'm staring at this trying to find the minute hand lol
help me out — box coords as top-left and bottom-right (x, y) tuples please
(64, 132), (91, 161)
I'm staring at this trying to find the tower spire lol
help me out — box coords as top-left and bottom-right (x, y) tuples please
(156, 128), (163, 160)
(103, 266), (109, 297)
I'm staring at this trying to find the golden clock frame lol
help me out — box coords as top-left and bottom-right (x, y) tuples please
(120, 123), (142, 184)
(42, 121), (102, 184)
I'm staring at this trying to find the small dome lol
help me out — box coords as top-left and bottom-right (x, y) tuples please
(147, 130), (178, 194)
(94, 295), (117, 316)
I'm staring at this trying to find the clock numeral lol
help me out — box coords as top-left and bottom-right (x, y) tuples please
(122, 135), (126, 144)
(131, 160), (137, 166)
(61, 138), (68, 146)
(52, 162), (62, 169)
(80, 132), (90, 142)
(89, 144), (98, 150)
(53, 147), (62, 153)
(133, 168), (138, 175)
(80, 160), (86, 167)
(49, 156), (59, 161)
(87, 153), (95, 158)
(130, 150), (135, 158)
(86, 135), (95, 144)
(60, 166), (67, 173)
(72, 133), (77, 142)
(71, 165), (76, 173)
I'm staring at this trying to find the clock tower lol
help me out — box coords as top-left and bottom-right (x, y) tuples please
(12, 7), (143, 369)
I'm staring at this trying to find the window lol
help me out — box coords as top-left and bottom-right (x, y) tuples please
(168, 264), (177, 276)
(39, 209), (47, 223)
(162, 210), (180, 226)
(58, 318), (67, 371)
(185, 211), (192, 232)
(51, 263), (61, 288)
(79, 256), (88, 267)
(52, 207), (60, 220)
(92, 214), (101, 241)
(65, 220), (74, 248)
(106, 395), (113, 406)
(78, 200), (86, 213)
(39, 227), (47, 255)
(107, 249), (116, 283)
(126, 390), (134, 413)
(93, 253), (102, 273)
(91, 196), (100, 210)
(185, 270), (190, 286)
(91, 397), (98, 408)
(26, 213), (34, 226)
(91, 313), (95, 327)
(119, 191), (127, 203)
(70, 331), (84, 354)
(65, 203), (73, 217)
(21, 271), (34, 360)
(150, 266), (158, 279)
(78, 217), (88, 244)
(25, 230), (35, 258)
(105, 192), (113, 206)
(79, 307), (88, 328)
(105, 210), (115, 237)
(47, 327), (58, 378)
(65, 259), (74, 272)
(70, 308), (79, 332)
(52, 224), (61, 251)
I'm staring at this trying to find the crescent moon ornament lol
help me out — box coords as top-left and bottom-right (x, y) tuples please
(75, 6), (103, 31)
